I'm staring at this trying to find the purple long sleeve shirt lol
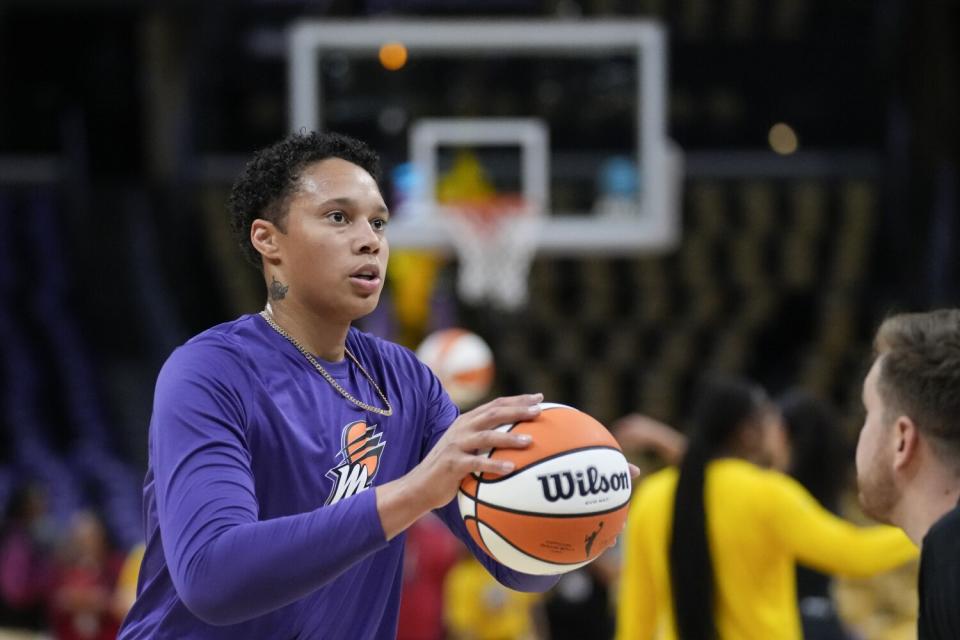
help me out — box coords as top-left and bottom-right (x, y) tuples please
(119, 314), (556, 639)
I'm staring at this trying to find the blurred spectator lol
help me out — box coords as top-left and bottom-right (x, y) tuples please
(396, 515), (460, 640)
(612, 415), (688, 468)
(111, 544), (145, 625)
(0, 485), (55, 633)
(543, 556), (617, 640)
(48, 512), (123, 640)
(444, 550), (542, 640)
(779, 391), (855, 640)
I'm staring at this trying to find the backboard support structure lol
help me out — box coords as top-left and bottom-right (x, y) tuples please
(287, 20), (682, 255)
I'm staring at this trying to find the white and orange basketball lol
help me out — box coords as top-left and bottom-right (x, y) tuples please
(416, 328), (494, 408)
(458, 403), (632, 575)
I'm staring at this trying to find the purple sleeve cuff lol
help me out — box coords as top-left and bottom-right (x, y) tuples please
(173, 488), (389, 626)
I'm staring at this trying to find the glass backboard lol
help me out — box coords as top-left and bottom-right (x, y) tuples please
(287, 20), (681, 255)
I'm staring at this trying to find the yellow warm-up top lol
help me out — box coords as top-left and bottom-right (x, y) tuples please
(616, 458), (917, 640)
(444, 557), (540, 640)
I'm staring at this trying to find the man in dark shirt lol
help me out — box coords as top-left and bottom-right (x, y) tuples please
(855, 310), (960, 639)
(917, 501), (960, 638)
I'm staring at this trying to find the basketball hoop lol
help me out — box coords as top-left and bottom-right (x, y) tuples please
(439, 195), (543, 311)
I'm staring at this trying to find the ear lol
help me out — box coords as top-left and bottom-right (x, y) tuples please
(892, 415), (920, 471)
(251, 219), (283, 265)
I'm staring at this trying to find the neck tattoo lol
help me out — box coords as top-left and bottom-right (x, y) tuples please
(269, 277), (289, 301)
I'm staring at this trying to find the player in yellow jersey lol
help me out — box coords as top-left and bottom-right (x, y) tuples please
(616, 377), (917, 640)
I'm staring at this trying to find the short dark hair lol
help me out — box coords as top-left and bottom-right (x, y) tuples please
(778, 390), (844, 510)
(228, 131), (381, 268)
(874, 309), (960, 465)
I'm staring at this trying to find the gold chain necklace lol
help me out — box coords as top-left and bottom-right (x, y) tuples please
(259, 309), (393, 417)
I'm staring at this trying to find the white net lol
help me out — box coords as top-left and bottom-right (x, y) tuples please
(440, 198), (543, 311)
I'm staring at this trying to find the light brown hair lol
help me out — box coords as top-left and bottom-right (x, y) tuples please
(875, 309), (960, 467)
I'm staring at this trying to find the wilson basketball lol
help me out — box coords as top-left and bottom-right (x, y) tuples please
(458, 403), (632, 575)
(415, 328), (495, 408)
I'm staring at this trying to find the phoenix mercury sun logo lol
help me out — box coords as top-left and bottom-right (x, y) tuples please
(325, 420), (387, 505)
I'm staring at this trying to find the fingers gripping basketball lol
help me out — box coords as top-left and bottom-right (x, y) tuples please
(411, 395), (542, 510)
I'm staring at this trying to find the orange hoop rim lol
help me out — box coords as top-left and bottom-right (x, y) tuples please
(439, 195), (532, 235)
